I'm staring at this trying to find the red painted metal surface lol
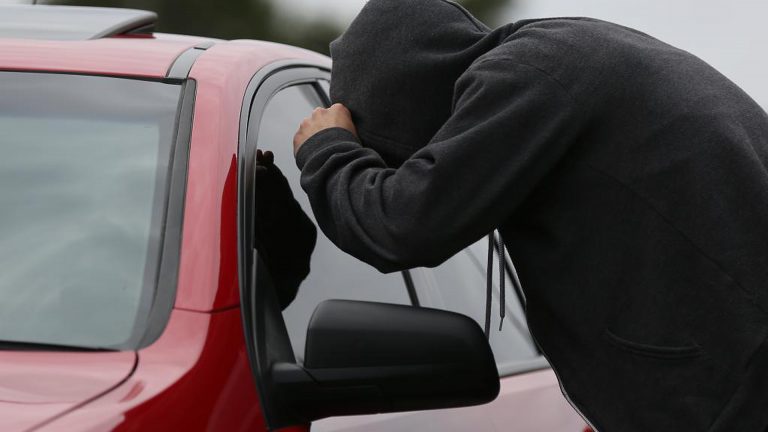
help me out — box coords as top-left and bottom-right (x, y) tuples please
(0, 35), (213, 78)
(36, 308), (267, 432)
(313, 368), (588, 432)
(0, 351), (135, 431)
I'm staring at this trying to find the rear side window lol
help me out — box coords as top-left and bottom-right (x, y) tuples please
(0, 72), (182, 350)
(412, 238), (543, 373)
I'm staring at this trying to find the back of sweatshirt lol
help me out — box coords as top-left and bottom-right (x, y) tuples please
(295, 1), (768, 430)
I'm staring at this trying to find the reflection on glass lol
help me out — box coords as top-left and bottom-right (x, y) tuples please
(423, 241), (541, 369)
(0, 72), (181, 349)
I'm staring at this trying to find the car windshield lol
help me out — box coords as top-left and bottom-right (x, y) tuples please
(0, 72), (182, 350)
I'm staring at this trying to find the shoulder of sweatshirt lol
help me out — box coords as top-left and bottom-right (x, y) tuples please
(465, 17), (692, 109)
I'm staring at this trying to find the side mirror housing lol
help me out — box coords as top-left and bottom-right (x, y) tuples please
(273, 300), (500, 421)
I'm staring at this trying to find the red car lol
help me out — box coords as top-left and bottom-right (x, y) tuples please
(0, 5), (590, 432)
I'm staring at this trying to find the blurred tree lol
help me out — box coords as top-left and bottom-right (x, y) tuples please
(52, 0), (277, 40)
(461, 0), (514, 26)
(50, 0), (514, 54)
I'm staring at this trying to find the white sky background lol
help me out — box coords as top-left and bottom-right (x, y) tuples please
(275, 0), (768, 109)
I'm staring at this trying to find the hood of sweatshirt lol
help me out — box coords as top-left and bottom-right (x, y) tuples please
(329, 0), (511, 167)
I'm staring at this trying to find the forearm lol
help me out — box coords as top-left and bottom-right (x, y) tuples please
(297, 128), (445, 272)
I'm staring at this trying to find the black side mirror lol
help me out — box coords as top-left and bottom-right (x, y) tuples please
(272, 300), (500, 422)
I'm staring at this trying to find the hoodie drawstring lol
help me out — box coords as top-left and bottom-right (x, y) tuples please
(495, 233), (506, 331)
(484, 230), (506, 339)
(484, 233), (494, 337)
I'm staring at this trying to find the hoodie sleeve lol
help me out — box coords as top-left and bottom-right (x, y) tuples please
(296, 58), (582, 273)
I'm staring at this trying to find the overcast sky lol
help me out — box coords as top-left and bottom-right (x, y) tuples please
(275, 0), (768, 108)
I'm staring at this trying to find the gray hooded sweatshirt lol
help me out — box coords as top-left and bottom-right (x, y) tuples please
(294, 1), (768, 430)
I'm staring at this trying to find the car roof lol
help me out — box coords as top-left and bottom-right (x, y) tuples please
(0, 35), (214, 78)
(0, 5), (327, 79)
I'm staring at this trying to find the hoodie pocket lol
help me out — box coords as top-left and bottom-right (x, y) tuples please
(603, 328), (702, 360)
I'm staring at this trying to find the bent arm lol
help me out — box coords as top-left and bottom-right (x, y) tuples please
(296, 59), (581, 273)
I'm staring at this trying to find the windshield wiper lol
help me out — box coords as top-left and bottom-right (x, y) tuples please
(0, 340), (119, 352)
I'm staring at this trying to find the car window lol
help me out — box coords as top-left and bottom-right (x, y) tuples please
(411, 237), (542, 373)
(0, 72), (182, 350)
(318, 79), (330, 96)
(254, 84), (412, 362)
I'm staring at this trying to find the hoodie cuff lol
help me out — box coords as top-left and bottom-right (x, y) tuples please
(295, 127), (361, 170)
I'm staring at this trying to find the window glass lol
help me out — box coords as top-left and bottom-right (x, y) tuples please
(0, 72), (182, 349)
(318, 80), (330, 97)
(254, 84), (411, 362)
(413, 237), (541, 370)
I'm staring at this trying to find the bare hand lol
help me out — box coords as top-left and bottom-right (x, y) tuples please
(293, 103), (358, 156)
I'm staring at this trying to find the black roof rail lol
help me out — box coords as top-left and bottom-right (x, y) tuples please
(0, 5), (157, 41)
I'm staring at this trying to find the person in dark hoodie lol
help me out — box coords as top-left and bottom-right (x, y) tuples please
(291, 0), (768, 430)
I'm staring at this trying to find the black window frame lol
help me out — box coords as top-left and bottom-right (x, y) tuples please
(238, 63), (333, 430)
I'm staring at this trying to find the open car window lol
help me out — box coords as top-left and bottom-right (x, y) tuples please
(252, 82), (542, 372)
(253, 84), (413, 361)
